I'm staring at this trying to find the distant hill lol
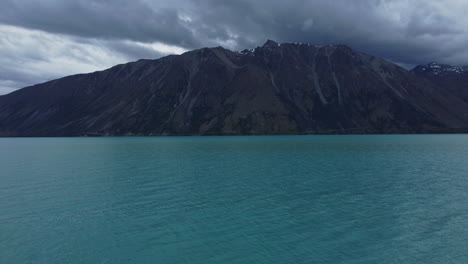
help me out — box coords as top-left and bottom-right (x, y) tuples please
(1, 40), (468, 136)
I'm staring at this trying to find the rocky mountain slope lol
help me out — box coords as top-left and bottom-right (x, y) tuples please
(411, 62), (468, 103)
(1, 40), (468, 136)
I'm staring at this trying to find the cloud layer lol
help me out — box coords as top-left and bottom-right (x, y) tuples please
(1, 0), (468, 94)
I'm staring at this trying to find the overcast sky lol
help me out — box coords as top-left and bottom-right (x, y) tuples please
(1, 0), (468, 95)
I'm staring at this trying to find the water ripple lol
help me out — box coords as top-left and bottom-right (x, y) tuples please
(1, 135), (468, 263)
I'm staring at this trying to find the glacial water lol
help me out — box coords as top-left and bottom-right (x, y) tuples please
(1, 135), (468, 263)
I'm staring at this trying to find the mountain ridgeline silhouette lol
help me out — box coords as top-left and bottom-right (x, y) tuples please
(1, 40), (468, 136)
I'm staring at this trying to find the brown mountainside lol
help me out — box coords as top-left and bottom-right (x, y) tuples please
(1, 40), (468, 136)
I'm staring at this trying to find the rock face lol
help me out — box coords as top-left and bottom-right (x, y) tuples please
(1, 40), (468, 136)
(411, 62), (468, 103)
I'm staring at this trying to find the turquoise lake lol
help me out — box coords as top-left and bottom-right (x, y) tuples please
(1, 135), (468, 263)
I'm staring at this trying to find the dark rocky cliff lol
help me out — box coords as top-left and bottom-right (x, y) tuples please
(1, 40), (468, 136)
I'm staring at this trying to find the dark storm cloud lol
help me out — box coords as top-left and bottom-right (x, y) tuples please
(0, 0), (200, 48)
(182, 0), (468, 65)
(1, 0), (468, 94)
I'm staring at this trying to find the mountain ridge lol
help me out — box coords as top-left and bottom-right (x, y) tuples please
(1, 40), (468, 136)
(411, 62), (468, 104)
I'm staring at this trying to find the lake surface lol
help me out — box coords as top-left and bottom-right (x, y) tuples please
(1, 135), (468, 263)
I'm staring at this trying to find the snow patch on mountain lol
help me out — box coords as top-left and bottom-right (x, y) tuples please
(414, 62), (468, 76)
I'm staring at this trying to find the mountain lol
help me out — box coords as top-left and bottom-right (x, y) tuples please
(1, 40), (468, 136)
(411, 62), (468, 103)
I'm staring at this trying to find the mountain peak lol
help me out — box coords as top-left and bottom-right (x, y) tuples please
(262, 39), (279, 48)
